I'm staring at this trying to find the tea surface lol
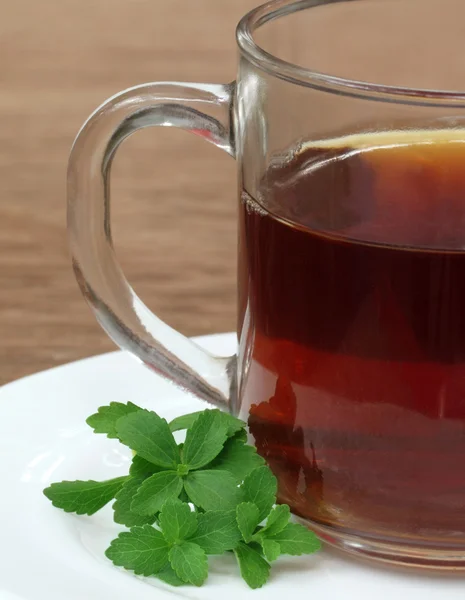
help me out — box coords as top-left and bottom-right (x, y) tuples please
(239, 131), (465, 543)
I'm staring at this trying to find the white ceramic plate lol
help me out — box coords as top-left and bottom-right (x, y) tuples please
(1, 332), (464, 600)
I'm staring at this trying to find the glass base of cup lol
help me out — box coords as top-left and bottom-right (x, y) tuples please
(304, 520), (465, 569)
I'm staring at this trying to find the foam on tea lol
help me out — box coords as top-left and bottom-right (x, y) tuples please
(238, 129), (465, 544)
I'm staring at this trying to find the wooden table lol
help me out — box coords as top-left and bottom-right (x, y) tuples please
(0, 0), (258, 384)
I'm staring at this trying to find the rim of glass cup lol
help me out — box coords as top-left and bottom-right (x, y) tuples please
(236, 0), (465, 107)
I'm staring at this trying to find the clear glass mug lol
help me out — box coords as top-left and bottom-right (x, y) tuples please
(68, 0), (465, 567)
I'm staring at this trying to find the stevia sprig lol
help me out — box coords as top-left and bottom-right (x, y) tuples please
(44, 404), (321, 588)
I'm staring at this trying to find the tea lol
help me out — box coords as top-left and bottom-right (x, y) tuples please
(238, 131), (465, 546)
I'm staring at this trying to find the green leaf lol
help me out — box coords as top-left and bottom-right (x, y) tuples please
(241, 466), (277, 521)
(236, 502), (260, 543)
(189, 510), (241, 554)
(43, 476), (127, 515)
(184, 469), (242, 511)
(158, 498), (198, 544)
(155, 565), (186, 587)
(169, 541), (208, 587)
(216, 411), (247, 437)
(129, 454), (162, 478)
(170, 409), (245, 437)
(260, 504), (291, 537)
(169, 411), (202, 432)
(86, 402), (141, 439)
(260, 538), (281, 562)
(116, 410), (180, 468)
(131, 471), (183, 515)
(182, 410), (228, 470)
(178, 488), (190, 503)
(232, 428), (248, 443)
(211, 438), (265, 481)
(105, 524), (170, 576)
(113, 477), (157, 527)
(268, 523), (322, 555)
(234, 542), (271, 589)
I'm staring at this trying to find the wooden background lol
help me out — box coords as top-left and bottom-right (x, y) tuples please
(0, 0), (258, 384)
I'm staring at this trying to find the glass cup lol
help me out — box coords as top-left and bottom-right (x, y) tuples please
(68, 0), (465, 568)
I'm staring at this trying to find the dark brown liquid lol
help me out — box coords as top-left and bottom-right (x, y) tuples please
(239, 132), (465, 545)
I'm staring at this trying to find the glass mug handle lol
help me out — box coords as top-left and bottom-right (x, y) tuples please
(67, 82), (237, 410)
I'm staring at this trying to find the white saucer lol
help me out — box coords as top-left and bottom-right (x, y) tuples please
(1, 332), (464, 599)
